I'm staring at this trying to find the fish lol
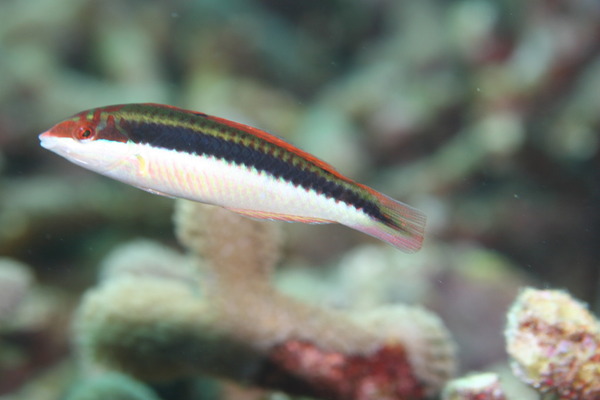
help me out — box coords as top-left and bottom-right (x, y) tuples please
(38, 103), (425, 252)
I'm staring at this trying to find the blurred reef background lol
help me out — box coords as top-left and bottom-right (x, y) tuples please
(1, 0), (600, 399)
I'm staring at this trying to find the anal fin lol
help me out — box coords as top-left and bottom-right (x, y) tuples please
(225, 207), (333, 224)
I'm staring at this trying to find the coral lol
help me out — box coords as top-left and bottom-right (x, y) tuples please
(75, 277), (231, 381)
(505, 288), (600, 399)
(441, 373), (506, 400)
(173, 200), (282, 290)
(276, 243), (529, 370)
(73, 200), (456, 399)
(98, 239), (196, 284)
(5, 360), (76, 400)
(0, 258), (32, 323)
(262, 339), (421, 400)
(0, 259), (71, 395)
(65, 372), (163, 400)
(483, 364), (539, 400)
(350, 305), (456, 397)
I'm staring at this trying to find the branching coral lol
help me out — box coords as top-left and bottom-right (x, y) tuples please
(0, 258), (32, 323)
(505, 288), (600, 399)
(74, 200), (456, 400)
(65, 372), (163, 400)
(0, 258), (71, 395)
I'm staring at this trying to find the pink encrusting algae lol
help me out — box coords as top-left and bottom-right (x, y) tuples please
(505, 288), (600, 399)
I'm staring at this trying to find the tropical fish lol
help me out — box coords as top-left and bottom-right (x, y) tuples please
(38, 103), (425, 251)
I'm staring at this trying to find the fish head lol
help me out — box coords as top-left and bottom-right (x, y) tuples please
(39, 109), (137, 174)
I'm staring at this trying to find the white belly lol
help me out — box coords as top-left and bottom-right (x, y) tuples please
(110, 144), (365, 226)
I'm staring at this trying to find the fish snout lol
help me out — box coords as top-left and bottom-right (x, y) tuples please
(39, 131), (57, 150)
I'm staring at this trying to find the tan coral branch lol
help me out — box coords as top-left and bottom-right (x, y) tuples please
(74, 200), (456, 399)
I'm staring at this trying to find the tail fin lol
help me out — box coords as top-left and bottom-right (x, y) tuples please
(350, 190), (426, 252)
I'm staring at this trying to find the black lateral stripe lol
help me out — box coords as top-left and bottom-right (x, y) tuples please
(125, 121), (388, 223)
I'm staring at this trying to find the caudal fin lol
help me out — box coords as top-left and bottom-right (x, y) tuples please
(350, 191), (426, 252)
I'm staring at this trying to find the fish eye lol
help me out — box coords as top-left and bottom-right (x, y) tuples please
(77, 126), (95, 141)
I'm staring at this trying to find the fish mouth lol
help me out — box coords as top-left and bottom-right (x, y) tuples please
(38, 132), (92, 166)
(39, 131), (57, 150)
(38, 132), (77, 158)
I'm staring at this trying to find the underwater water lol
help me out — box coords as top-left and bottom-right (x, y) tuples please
(1, 1), (600, 399)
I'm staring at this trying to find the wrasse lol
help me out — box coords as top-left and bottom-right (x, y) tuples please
(38, 103), (425, 251)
